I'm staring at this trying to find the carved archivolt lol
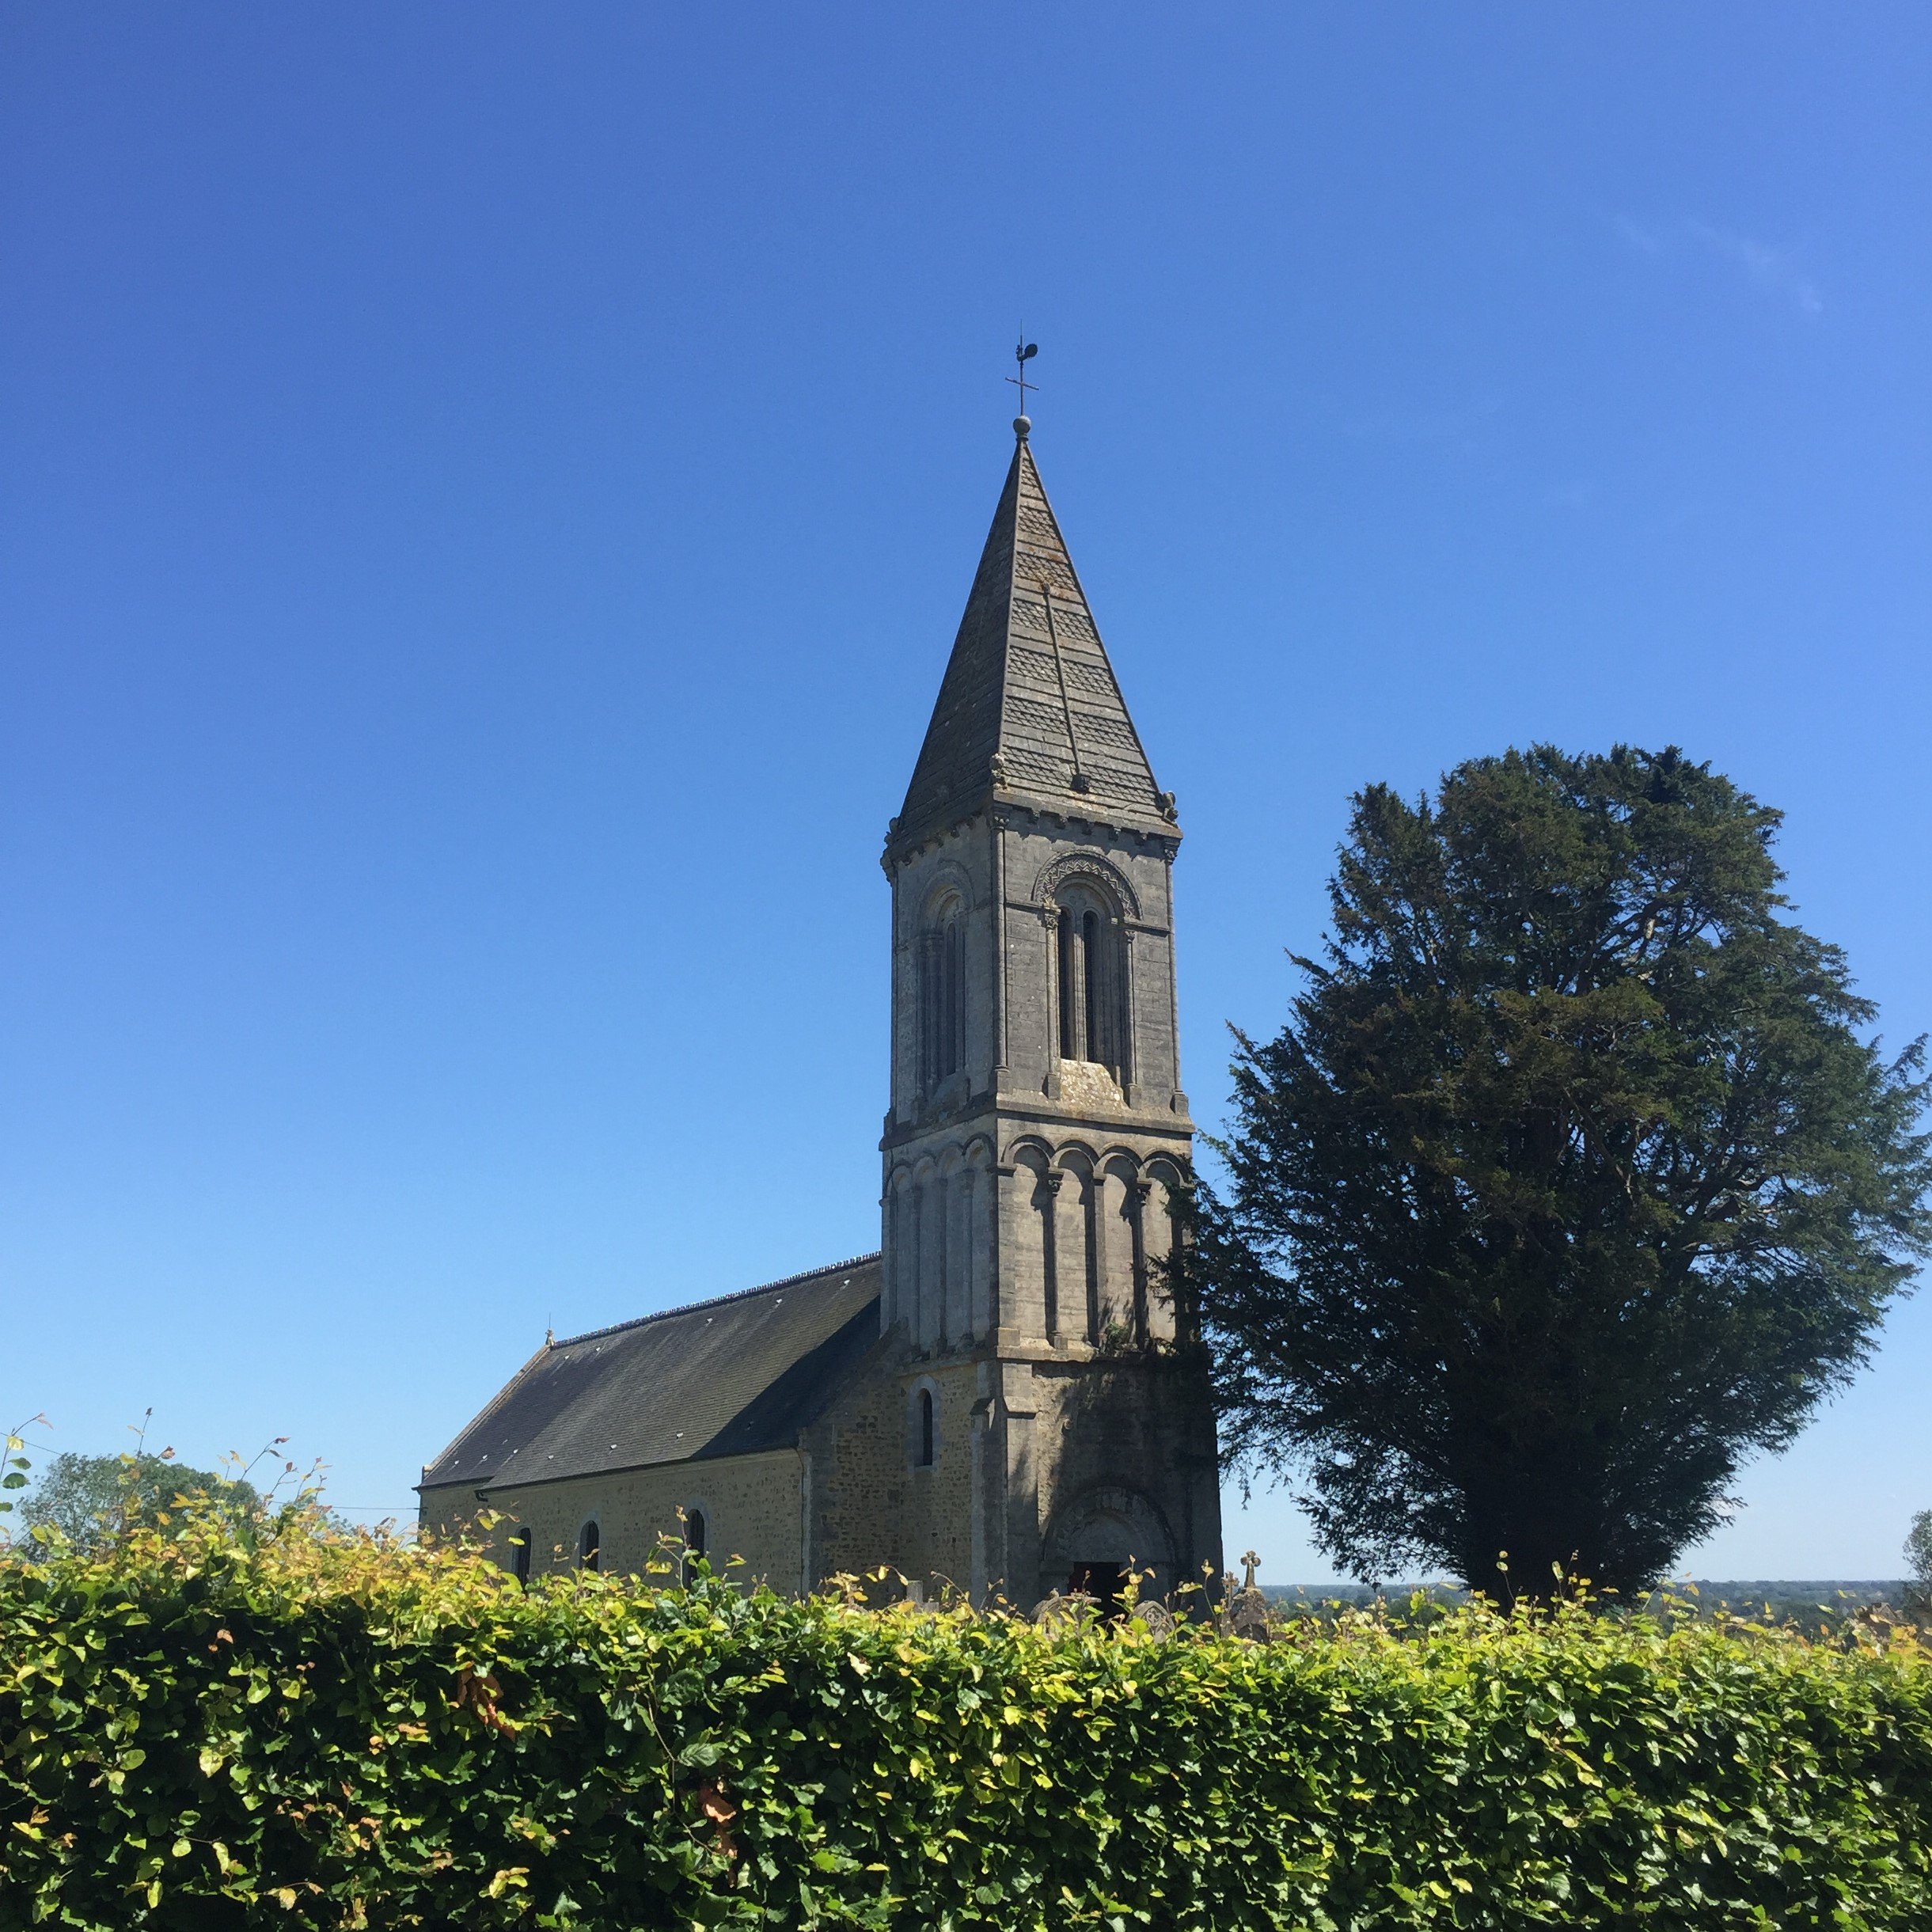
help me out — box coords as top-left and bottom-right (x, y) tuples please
(1042, 1482), (1178, 1570)
(1030, 851), (1141, 920)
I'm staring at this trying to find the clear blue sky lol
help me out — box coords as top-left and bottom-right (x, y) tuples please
(4, 6), (1927, 1581)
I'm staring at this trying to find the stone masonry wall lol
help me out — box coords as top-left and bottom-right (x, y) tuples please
(1027, 1351), (1221, 1604)
(803, 1349), (978, 1598)
(419, 1447), (804, 1589)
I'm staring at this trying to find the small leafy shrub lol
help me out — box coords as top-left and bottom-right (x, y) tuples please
(2, 1513), (1928, 1930)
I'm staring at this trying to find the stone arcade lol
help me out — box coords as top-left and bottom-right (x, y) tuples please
(418, 419), (1223, 1609)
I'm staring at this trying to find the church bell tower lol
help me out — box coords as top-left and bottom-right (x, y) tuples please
(879, 415), (1221, 1608)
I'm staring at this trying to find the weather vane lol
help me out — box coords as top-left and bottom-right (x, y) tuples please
(1007, 336), (1038, 425)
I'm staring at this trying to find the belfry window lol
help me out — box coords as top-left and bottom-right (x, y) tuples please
(1056, 885), (1127, 1074)
(918, 896), (967, 1091)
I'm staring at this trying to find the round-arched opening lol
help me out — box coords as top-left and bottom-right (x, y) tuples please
(1043, 1486), (1177, 1611)
(1055, 882), (1128, 1076)
(578, 1520), (600, 1572)
(918, 890), (967, 1092)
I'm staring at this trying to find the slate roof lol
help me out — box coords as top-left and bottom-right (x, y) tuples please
(893, 427), (1175, 856)
(418, 1256), (882, 1494)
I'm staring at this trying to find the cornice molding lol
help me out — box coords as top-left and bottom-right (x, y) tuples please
(884, 793), (1180, 876)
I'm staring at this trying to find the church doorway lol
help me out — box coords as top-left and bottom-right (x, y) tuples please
(1042, 1483), (1178, 1611)
(1066, 1562), (1129, 1615)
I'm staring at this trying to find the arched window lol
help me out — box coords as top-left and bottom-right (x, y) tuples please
(919, 894), (966, 1091)
(508, 1529), (531, 1585)
(578, 1519), (600, 1571)
(685, 1508), (707, 1566)
(1056, 883), (1127, 1074)
(1082, 909), (1104, 1060)
(917, 1387), (936, 1467)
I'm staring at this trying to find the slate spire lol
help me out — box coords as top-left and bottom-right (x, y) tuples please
(891, 425), (1175, 853)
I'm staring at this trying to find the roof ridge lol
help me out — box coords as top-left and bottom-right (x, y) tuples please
(552, 1253), (882, 1349)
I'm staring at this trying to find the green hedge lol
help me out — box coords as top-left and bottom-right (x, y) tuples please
(2, 1520), (1929, 1930)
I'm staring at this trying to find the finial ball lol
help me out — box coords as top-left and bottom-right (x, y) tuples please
(1013, 415), (1032, 439)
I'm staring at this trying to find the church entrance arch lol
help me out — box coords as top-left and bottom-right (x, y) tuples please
(1042, 1482), (1177, 1609)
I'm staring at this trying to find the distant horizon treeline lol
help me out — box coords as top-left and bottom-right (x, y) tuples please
(1261, 1579), (1914, 1634)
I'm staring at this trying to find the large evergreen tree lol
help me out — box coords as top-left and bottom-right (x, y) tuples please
(1187, 746), (1931, 1593)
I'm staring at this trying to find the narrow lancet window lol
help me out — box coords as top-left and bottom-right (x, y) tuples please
(1082, 909), (1104, 1064)
(919, 897), (966, 1091)
(1057, 907), (1077, 1061)
(578, 1520), (600, 1571)
(1056, 884), (1128, 1075)
(917, 1387), (936, 1467)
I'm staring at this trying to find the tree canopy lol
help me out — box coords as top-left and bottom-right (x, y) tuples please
(17, 1451), (260, 1551)
(1907, 1510), (1932, 1623)
(1910, 1512), (1932, 1585)
(1187, 745), (1932, 1594)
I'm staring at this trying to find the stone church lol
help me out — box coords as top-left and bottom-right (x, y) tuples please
(419, 417), (1222, 1609)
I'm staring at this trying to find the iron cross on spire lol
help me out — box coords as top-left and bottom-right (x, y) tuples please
(1007, 337), (1038, 424)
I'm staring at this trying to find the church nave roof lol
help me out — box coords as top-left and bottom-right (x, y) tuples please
(419, 1255), (882, 1494)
